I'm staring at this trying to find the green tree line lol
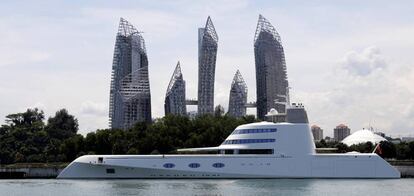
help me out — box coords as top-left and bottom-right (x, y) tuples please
(1, 108), (413, 165)
(0, 108), (256, 164)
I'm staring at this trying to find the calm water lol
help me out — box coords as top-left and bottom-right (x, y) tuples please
(0, 179), (413, 196)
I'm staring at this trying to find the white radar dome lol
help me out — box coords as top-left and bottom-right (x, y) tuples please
(341, 129), (387, 146)
(266, 108), (279, 116)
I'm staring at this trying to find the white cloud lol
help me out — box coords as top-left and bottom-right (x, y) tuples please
(340, 46), (386, 76)
(76, 101), (109, 133)
(298, 46), (414, 137)
(80, 101), (107, 116)
(25, 102), (46, 111)
(0, 17), (54, 67)
(77, 113), (108, 133)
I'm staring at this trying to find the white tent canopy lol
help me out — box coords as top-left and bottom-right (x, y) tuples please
(341, 129), (387, 146)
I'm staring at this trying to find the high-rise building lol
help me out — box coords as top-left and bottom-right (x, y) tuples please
(334, 124), (351, 142)
(311, 125), (324, 141)
(254, 15), (289, 120)
(198, 16), (218, 115)
(109, 18), (152, 129)
(165, 61), (186, 116)
(228, 70), (247, 118)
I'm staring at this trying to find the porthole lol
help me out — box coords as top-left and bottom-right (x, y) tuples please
(188, 163), (201, 168)
(163, 163), (175, 168)
(212, 163), (225, 168)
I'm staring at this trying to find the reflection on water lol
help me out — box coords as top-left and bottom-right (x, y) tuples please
(0, 179), (413, 196)
(110, 180), (151, 189)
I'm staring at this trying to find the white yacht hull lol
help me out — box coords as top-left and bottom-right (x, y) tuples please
(58, 120), (400, 179)
(57, 154), (400, 179)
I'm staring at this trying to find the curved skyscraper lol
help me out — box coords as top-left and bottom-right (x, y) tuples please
(254, 15), (289, 120)
(165, 61), (187, 116)
(198, 16), (218, 115)
(228, 70), (247, 118)
(109, 18), (152, 129)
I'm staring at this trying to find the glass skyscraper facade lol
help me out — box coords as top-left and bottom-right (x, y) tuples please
(197, 16), (218, 115)
(254, 15), (289, 120)
(109, 18), (152, 129)
(165, 61), (187, 116)
(228, 70), (248, 118)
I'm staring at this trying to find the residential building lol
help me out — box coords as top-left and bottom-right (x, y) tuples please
(198, 16), (218, 115)
(228, 70), (248, 118)
(334, 124), (351, 142)
(109, 18), (152, 129)
(311, 125), (324, 141)
(165, 61), (186, 116)
(254, 15), (289, 120)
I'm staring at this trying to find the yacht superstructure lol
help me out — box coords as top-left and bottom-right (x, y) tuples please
(58, 104), (400, 179)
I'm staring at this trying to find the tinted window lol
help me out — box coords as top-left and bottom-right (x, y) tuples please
(225, 150), (234, 154)
(232, 129), (277, 134)
(239, 149), (274, 154)
(188, 163), (200, 168)
(222, 138), (275, 145)
(163, 163), (175, 168)
(212, 163), (225, 168)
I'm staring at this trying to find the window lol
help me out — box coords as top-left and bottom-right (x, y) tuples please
(232, 129), (277, 134)
(224, 150), (234, 154)
(212, 163), (225, 168)
(98, 157), (103, 163)
(188, 163), (200, 168)
(106, 168), (115, 174)
(163, 163), (175, 168)
(222, 139), (275, 145)
(238, 149), (274, 154)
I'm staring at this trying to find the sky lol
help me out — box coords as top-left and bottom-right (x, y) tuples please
(0, 0), (414, 137)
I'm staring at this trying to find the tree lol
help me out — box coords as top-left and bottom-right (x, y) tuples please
(316, 139), (327, 148)
(408, 142), (414, 160)
(214, 105), (225, 117)
(45, 109), (78, 140)
(84, 132), (97, 154)
(0, 108), (46, 164)
(349, 142), (374, 153)
(127, 148), (139, 154)
(94, 129), (112, 154)
(5, 108), (44, 129)
(59, 134), (84, 161)
(379, 141), (396, 158)
(0, 149), (13, 164)
(45, 139), (62, 162)
(396, 142), (410, 160)
(335, 143), (349, 153)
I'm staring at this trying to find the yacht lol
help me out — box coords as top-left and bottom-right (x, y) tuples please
(57, 104), (400, 179)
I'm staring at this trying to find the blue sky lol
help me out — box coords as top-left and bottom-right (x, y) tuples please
(1, 0), (414, 137)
